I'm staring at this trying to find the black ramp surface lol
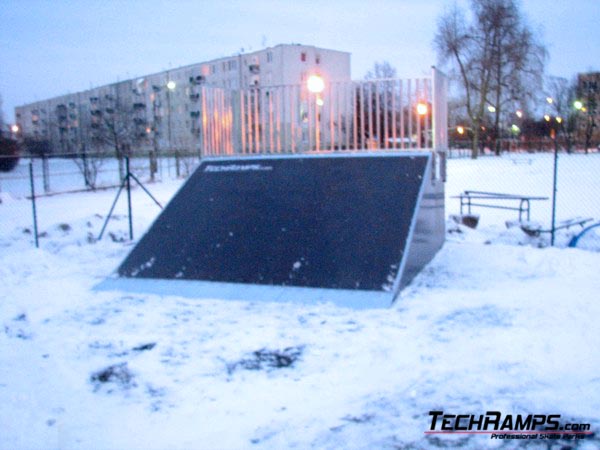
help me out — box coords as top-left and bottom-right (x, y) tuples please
(118, 154), (429, 293)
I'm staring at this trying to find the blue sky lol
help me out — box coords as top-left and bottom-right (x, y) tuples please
(1, 0), (598, 122)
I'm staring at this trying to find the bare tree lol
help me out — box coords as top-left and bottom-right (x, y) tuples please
(487, 2), (546, 154)
(359, 61), (401, 148)
(435, 0), (546, 158)
(89, 89), (148, 179)
(365, 61), (397, 80)
(546, 76), (578, 152)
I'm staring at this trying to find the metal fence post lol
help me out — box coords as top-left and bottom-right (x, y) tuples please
(42, 154), (50, 193)
(126, 156), (133, 241)
(550, 140), (559, 246)
(29, 162), (39, 248)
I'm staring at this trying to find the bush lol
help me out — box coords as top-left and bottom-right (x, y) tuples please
(0, 136), (19, 172)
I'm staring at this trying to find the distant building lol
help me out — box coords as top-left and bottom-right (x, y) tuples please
(15, 44), (351, 156)
(576, 71), (600, 147)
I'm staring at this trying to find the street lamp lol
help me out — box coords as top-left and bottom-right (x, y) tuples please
(11, 124), (19, 134)
(307, 75), (324, 150)
(574, 100), (583, 110)
(516, 110), (523, 118)
(416, 102), (428, 116)
(166, 80), (176, 160)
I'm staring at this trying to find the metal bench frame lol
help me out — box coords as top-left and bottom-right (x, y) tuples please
(454, 190), (549, 222)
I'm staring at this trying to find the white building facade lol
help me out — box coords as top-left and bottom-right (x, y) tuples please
(15, 44), (351, 157)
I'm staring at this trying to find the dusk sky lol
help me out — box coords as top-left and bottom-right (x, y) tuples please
(1, 0), (599, 123)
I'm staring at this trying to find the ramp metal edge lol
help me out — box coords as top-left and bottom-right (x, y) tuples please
(95, 277), (394, 310)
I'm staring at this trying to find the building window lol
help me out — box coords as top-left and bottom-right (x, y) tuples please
(301, 52), (306, 62)
(267, 51), (273, 63)
(316, 55), (320, 64)
(228, 60), (237, 71)
(211, 65), (217, 74)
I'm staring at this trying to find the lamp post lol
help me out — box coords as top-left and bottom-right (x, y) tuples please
(150, 85), (161, 181)
(166, 79), (180, 176)
(549, 114), (561, 246)
(307, 74), (324, 151)
(166, 80), (176, 155)
(416, 102), (428, 148)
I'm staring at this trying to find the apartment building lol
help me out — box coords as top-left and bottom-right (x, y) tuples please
(15, 44), (351, 156)
(577, 72), (599, 145)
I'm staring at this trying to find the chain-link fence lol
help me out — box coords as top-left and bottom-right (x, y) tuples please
(0, 152), (198, 251)
(446, 146), (600, 248)
(2, 146), (599, 252)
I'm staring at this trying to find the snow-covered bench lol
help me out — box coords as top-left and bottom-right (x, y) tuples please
(453, 190), (548, 222)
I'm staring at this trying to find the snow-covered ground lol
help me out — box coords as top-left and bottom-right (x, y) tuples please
(1, 153), (599, 449)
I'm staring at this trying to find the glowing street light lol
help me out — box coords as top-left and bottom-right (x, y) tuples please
(457, 125), (465, 135)
(544, 114), (551, 122)
(511, 124), (520, 134)
(166, 80), (176, 90)
(487, 105), (496, 113)
(516, 110), (523, 118)
(556, 116), (563, 124)
(574, 100), (583, 110)
(546, 97), (553, 104)
(416, 102), (428, 116)
(11, 124), (19, 133)
(307, 75), (325, 94)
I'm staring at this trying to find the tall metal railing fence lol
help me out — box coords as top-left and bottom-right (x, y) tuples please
(197, 70), (447, 156)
